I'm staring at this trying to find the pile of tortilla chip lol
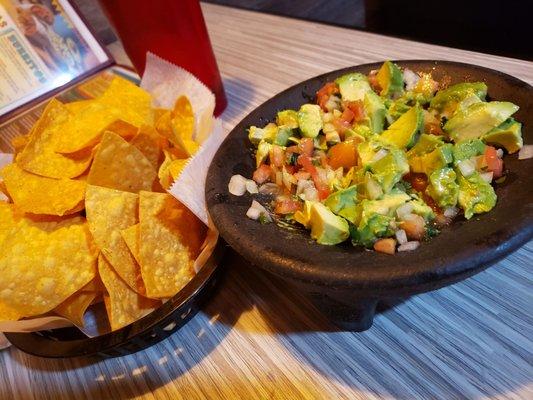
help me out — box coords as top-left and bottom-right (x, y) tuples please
(0, 76), (208, 331)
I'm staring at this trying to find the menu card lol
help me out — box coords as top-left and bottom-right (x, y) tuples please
(0, 0), (111, 122)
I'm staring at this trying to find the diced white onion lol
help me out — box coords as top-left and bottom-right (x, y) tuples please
(398, 241), (420, 252)
(296, 179), (312, 195)
(457, 159), (476, 177)
(325, 96), (341, 111)
(443, 207), (459, 218)
(396, 203), (413, 219)
(303, 186), (319, 202)
(480, 171), (494, 183)
(518, 145), (533, 160)
(245, 179), (258, 194)
(246, 200), (272, 222)
(228, 174), (248, 196)
(323, 122), (336, 134)
(496, 148), (504, 158)
(371, 149), (388, 163)
(258, 183), (280, 195)
(322, 112), (333, 123)
(403, 68), (420, 91)
(395, 229), (408, 245)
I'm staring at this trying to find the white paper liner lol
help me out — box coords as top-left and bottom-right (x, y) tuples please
(0, 54), (227, 345)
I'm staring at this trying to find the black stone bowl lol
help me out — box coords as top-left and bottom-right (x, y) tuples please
(206, 60), (533, 331)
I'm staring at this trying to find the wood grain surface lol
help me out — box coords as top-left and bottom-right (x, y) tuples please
(1, 3), (532, 399)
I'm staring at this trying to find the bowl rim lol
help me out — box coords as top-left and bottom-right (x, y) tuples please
(206, 60), (533, 293)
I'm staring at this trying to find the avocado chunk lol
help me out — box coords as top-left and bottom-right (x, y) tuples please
(309, 202), (350, 245)
(274, 126), (292, 146)
(361, 171), (383, 200)
(324, 185), (358, 223)
(276, 110), (299, 129)
(248, 123), (277, 146)
(363, 91), (386, 134)
(256, 140), (271, 167)
(426, 167), (459, 208)
(297, 104), (323, 138)
(457, 171), (497, 219)
(294, 200), (313, 229)
(481, 118), (523, 154)
(430, 82), (487, 115)
(444, 101), (519, 142)
(380, 105), (424, 149)
(452, 139), (485, 165)
(408, 143), (453, 175)
(350, 191), (410, 247)
(376, 61), (404, 97)
(335, 73), (372, 102)
(357, 139), (382, 167)
(407, 195), (436, 221)
(407, 133), (445, 156)
(369, 147), (410, 193)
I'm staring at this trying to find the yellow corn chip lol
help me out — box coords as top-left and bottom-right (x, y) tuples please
(171, 96), (195, 141)
(85, 185), (145, 294)
(17, 99), (93, 179)
(54, 290), (96, 327)
(0, 203), (98, 318)
(130, 125), (162, 169)
(0, 181), (11, 203)
(182, 139), (200, 156)
(105, 119), (138, 141)
(0, 301), (21, 322)
(98, 255), (159, 331)
(121, 223), (140, 264)
(139, 191), (206, 298)
(98, 76), (154, 128)
(81, 276), (106, 293)
(64, 99), (92, 114)
(11, 134), (29, 154)
(55, 77), (153, 154)
(87, 132), (156, 193)
(1, 164), (86, 216)
(158, 149), (175, 190)
(168, 159), (188, 180)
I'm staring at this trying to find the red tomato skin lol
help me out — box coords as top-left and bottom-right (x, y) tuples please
(316, 82), (339, 110)
(253, 164), (271, 184)
(485, 146), (503, 178)
(274, 198), (302, 214)
(297, 155), (330, 200)
(298, 138), (314, 157)
(343, 100), (366, 122)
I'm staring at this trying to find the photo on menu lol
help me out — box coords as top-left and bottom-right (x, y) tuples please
(0, 0), (111, 119)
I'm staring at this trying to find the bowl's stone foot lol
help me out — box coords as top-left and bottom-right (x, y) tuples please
(306, 291), (379, 332)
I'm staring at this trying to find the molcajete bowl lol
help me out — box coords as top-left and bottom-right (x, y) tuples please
(206, 60), (533, 331)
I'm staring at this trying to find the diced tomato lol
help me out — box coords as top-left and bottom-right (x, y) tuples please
(484, 146), (503, 178)
(328, 141), (358, 170)
(316, 150), (329, 168)
(400, 215), (426, 241)
(286, 145), (300, 155)
(293, 171), (311, 181)
(404, 173), (428, 192)
(368, 71), (381, 92)
(316, 82), (339, 110)
(298, 138), (314, 157)
(332, 117), (353, 134)
(252, 164), (271, 184)
(374, 238), (396, 255)
(343, 100), (366, 123)
(270, 145), (285, 168)
(297, 154), (331, 200)
(274, 197), (302, 214)
(285, 165), (297, 174)
(340, 108), (355, 124)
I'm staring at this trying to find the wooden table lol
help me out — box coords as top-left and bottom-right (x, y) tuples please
(2, 4), (532, 399)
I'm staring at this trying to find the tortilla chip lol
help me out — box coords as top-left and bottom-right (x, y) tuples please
(87, 132), (156, 193)
(168, 159), (188, 180)
(171, 96), (195, 141)
(130, 125), (163, 169)
(55, 77), (153, 154)
(85, 185), (145, 294)
(64, 99), (92, 114)
(0, 203), (98, 318)
(11, 134), (29, 154)
(81, 276), (106, 293)
(121, 223), (140, 264)
(16, 99), (93, 179)
(54, 290), (96, 327)
(98, 76), (154, 128)
(98, 255), (159, 331)
(158, 149), (175, 190)
(105, 119), (138, 141)
(0, 301), (21, 322)
(1, 163), (86, 216)
(139, 191), (206, 298)
(0, 181), (11, 203)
